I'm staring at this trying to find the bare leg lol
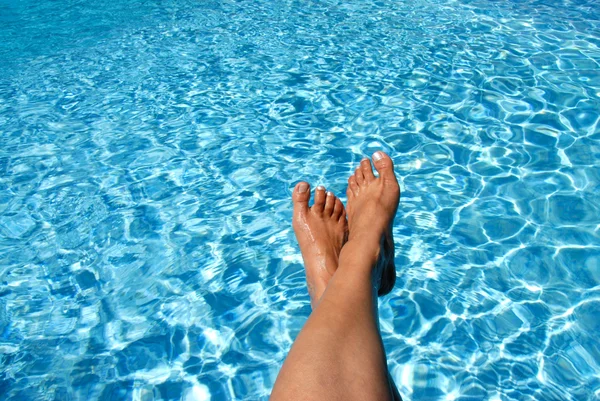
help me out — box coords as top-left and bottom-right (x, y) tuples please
(272, 151), (400, 401)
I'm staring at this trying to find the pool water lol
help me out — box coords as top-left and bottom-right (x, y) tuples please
(1, 0), (599, 399)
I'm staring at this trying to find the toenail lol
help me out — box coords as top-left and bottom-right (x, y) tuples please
(298, 183), (309, 193)
(373, 151), (384, 161)
(326, 191), (333, 197)
(316, 185), (325, 191)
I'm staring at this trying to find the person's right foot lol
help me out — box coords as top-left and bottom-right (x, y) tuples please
(346, 151), (400, 296)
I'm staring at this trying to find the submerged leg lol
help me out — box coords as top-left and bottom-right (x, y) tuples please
(272, 151), (401, 401)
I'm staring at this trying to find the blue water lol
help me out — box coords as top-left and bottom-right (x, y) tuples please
(1, 0), (599, 399)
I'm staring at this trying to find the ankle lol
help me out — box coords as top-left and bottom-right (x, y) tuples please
(339, 237), (382, 269)
(347, 228), (385, 249)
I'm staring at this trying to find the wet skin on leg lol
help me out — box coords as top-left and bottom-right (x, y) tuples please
(291, 183), (347, 308)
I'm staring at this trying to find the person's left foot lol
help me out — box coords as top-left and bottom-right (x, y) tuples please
(292, 182), (348, 307)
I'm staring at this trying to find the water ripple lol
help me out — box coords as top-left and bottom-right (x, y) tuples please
(1, 0), (600, 399)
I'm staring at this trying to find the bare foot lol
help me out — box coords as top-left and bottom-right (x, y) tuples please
(292, 182), (348, 307)
(346, 151), (400, 296)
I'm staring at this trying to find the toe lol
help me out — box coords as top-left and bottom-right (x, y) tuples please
(372, 151), (396, 181)
(360, 158), (375, 182)
(292, 182), (310, 215)
(346, 185), (353, 200)
(324, 191), (336, 216)
(354, 167), (365, 185)
(312, 185), (327, 214)
(332, 197), (344, 220)
(348, 176), (359, 196)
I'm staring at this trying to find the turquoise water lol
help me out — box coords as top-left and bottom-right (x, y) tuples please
(1, 0), (600, 399)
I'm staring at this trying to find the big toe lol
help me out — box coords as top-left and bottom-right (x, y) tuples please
(372, 151), (396, 182)
(292, 182), (310, 215)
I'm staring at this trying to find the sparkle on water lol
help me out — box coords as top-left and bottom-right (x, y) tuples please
(1, 0), (600, 400)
